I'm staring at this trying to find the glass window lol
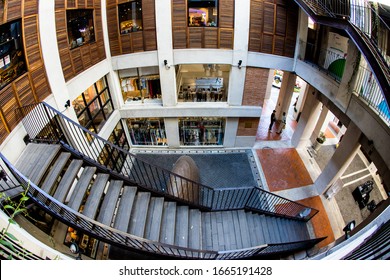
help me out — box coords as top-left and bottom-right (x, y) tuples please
(127, 118), (167, 146)
(67, 9), (95, 49)
(188, 0), (218, 27)
(72, 76), (114, 134)
(179, 117), (225, 146)
(118, 1), (143, 34)
(0, 19), (27, 90)
(121, 75), (161, 103)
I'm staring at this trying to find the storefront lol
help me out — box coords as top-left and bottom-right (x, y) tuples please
(126, 118), (167, 146)
(179, 117), (225, 146)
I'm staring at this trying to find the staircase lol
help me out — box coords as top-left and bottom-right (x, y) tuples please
(10, 143), (315, 258)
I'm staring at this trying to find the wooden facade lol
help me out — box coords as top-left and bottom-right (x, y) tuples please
(55, 0), (106, 81)
(106, 0), (157, 56)
(172, 0), (234, 49)
(249, 0), (299, 57)
(0, 0), (50, 143)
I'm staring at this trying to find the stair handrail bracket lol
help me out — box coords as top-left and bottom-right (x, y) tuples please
(15, 102), (319, 222)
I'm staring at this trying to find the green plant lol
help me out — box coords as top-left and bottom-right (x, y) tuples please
(316, 132), (326, 144)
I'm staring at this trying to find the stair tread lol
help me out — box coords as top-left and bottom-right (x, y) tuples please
(97, 180), (123, 226)
(231, 211), (243, 248)
(113, 186), (137, 232)
(253, 214), (265, 245)
(188, 209), (202, 250)
(246, 212), (258, 247)
(269, 217), (282, 243)
(53, 159), (83, 203)
(175, 206), (189, 247)
(67, 166), (96, 211)
(41, 152), (71, 195)
(144, 197), (164, 241)
(222, 211), (236, 250)
(159, 202), (176, 245)
(83, 173), (110, 219)
(201, 212), (212, 251)
(258, 215), (272, 244)
(237, 210), (251, 248)
(129, 192), (151, 237)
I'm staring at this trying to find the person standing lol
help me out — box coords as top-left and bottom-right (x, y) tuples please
(277, 112), (286, 134)
(269, 110), (276, 131)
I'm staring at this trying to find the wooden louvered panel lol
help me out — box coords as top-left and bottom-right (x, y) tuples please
(249, 0), (263, 52)
(275, 5), (286, 36)
(132, 32), (144, 52)
(173, 28), (187, 49)
(81, 46), (92, 69)
(97, 41), (106, 61)
(172, 0), (187, 28)
(14, 74), (36, 107)
(67, 0), (77, 8)
(189, 28), (203, 48)
(143, 29), (157, 51)
(30, 67), (51, 101)
(219, 0), (234, 29)
(87, 0), (94, 8)
(78, 0), (86, 8)
(24, 16), (42, 69)
(55, 0), (65, 9)
(71, 48), (84, 74)
(94, 0), (100, 8)
(284, 37), (296, 58)
(261, 33), (273, 54)
(0, 2), (4, 23)
(107, 5), (121, 56)
(24, 0), (38, 16)
(219, 29), (234, 49)
(120, 34), (132, 53)
(204, 28), (218, 49)
(55, 10), (69, 50)
(6, 0), (22, 22)
(0, 119), (8, 143)
(263, 3), (275, 34)
(60, 49), (75, 81)
(90, 43), (100, 64)
(0, 85), (19, 131)
(285, 2), (298, 57)
(143, 0), (156, 30)
(274, 35), (285, 56)
(95, 8), (103, 40)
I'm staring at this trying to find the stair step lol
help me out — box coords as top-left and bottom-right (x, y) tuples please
(144, 197), (164, 241)
(113, 186), (137, 232)
(201, 212), (212, 250)
(222, 211), (236, 250)
(159, 201), (177, 245)
(67, 166), (97, 211)
(15, 144), (61, 185)
(53, 159), (83, 203)
(269, 217), (282, 243)
(97, 180), (123, 226)
(188, 209), (202, 250)
(237, 210), (251, 248)
(41, 152), (71, 195)
(175, 206), (189, 247)
(253, 214), (266, 245)
(275, 217), (289, 242)
(231, 211), (243, 249)
(258, 215), (272, 244)
(214, 211), (226, 251)
(129, 192), (151, 237)
(82, 173), (110, 219)
(246, 212), (258, 247)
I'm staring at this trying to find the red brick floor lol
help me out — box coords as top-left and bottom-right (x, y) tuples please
(297, 196), (335, 248)
(256, 148), (313, 192)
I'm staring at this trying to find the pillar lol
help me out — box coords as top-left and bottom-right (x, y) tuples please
(315, 122), (362, 194)
(165, 118), (180, 148)
(310, 106), (333, 144)
(291, 86), (322, 149)
(264, 69), (274, 100)
(275, 72), (296, 120)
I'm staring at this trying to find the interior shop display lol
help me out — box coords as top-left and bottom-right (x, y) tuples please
(121, 75), (161, 102)
(118, 1), (143, 34)
(67, 9), (95, 49)
(179, 117), (225, 146)
(127, 118), (167, 146)
(188, 0), (218, 27)
(178, 77), (225, 102)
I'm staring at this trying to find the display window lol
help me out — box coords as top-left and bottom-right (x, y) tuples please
(64, 227), (99, 259)
(0, 19), (27, 90)
(72, 76), (114, 134)
(67, 9), (95, 49)
(127, 118), (167, 146)
(188, 0), (218, 27)
(121, 75), (161, 103)
(118, 1), (143, 34)
(179, 117), (225, 146)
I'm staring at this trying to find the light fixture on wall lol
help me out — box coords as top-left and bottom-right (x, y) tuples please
(64, 100), (70, 108)
(237, 60), (242, 69)
(164, 60), (170, 70)
(343, 220), (356, 239)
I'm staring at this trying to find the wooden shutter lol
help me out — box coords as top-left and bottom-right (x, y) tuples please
(249, 0), (263, 52)
(172, 0), (187, 48)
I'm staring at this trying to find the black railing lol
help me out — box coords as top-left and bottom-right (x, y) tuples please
(15, 102), (319, 221)
(0, 155), (325, 259)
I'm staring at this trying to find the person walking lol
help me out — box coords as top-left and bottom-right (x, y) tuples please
(269, 110), (276, 131)
(277, 112), (286, 134)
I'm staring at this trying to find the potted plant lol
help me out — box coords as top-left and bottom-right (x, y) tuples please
(313, 132), (326, 151)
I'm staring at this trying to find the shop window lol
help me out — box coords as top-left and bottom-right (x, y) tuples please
(67, 9), (95, 49)
(188, 0), (218, 27)
(72, 76), (114, 134)
(127, 118), (167, 146)
(118, 1), (143, 34)
(0, 19), (27, 90)
(179, 117), (225, 146)
(121, 75), (161, 103)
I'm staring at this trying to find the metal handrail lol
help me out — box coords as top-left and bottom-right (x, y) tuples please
(15, 102), (319, 221)
(0, 154), (325, 259)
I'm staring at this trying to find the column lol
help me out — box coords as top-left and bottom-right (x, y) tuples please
(264, 69), (274, 100)
(291, 86), (322, 149)
(165, 118), (180, 148)
(275, 72), (296, 120)
(156, 0), (176, 106)
(293, 9), (309, 66)
(315, 122), (362, 194)
(310, 106), (333, 144)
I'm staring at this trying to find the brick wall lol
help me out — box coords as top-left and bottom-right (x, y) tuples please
(242, 67), (269, 107)
(237, 117), (260, 136)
